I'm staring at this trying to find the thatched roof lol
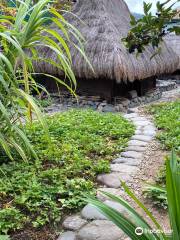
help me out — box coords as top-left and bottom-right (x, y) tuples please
(36, 0), (179, 83)
(165, 34), (180, 70)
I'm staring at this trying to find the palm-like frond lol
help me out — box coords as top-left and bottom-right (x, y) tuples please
(0, 0), (85, 160)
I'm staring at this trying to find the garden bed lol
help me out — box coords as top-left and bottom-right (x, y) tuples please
(144, 100), (180, 208)
(0, 109), (134, 240)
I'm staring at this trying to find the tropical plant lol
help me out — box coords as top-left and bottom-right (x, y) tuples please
(123, 0), (180, 53)
(87, 151), (180, 240)
(0, 0), (84, 161)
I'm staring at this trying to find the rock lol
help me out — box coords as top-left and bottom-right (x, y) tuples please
(131, 135), (153, 142)
(121, 99), (130, 107)
(131, 117), (147, 121)
(124, 113), (138, 119)
(62, 215), (87, 231)
(121, 151), (142, 159)
(77, 220), (124, 240)
(97, 188), (125, 201)
(133, 121), (152, 126)
(128, 140), (148, 147)
(143, 130), (156, 136)
(112, 157), (140, 166)
(135, 129), (143, 135)
(104, 200), (126, 214)
(110, 164), (138, 174)
(102, 104), (116, 113)
(81, 204), (106, 220)
(97, 173), (131, 188)
(126, 146), (146, 152)
(58, 231), (76, 240)
(81, 200), (127, 221)
(128, 90), (138, 99)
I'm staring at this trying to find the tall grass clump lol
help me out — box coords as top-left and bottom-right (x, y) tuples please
(0, 0), (84, 161)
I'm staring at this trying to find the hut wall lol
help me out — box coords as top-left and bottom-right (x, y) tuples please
(114, 77), (156, 97)
(37, 75), (156, 100)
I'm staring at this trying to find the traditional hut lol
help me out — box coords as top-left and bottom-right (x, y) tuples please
(36, 0), (179, 100)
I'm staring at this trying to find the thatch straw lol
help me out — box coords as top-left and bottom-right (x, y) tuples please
(165, 34), (180, 70)
(35, 0), (179, 83)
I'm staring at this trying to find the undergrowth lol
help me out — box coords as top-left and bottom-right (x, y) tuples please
(145, 101), (180, 208)
(0, 109), (134, 235)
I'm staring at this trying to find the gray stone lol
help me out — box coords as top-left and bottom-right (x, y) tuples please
(126, 146), (146, 152)
(131, 117), (147, 121)
(135, 130), (143, 135)
(133, 121), (152, 126)
(110, 164), (138, 174)
(131, 135), (153, 142)
(104, 200), (126, 214)
(128, 90), (138, 99)
(62, 215), (87, 231)
(143, 130), (156, 136)
(58, 231), (76, 240)
(121, 99), (130, 107)
(128, 140), (148, 147)
(124, 113), (138, 119)
(97, 188), (125, 201)
(143, 126), (156, 132)
(77, 220), (124, 240)
(102, 105), (116, 113)
(112, 157), (140, 166)
(81, 201), (126, 221)
(97, 173), (131, 188)
(81, 204), (106, 220)
(121, 151), (142, 159)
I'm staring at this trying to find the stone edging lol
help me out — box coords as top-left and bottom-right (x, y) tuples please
(58, 110), (157, 240)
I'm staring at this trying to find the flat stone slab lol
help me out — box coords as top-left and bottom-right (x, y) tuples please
(112, 157), (140, 166)
(133, 121), (152, 126)
(128, 140), (148, 147)
(62, 215), (87, 231)
(143, 130), (156, 136)
(97, 173), (131, 188)
(131, 135), (153, 142)
(104, 200), (127, 214)
(58, 231), (76, 240)
(110, 164), (138, 174)
(124, 113), (138, 119)
(81, 204), (106, 220)
(81, 200), (126, 221)
(121, 151), (142, 159)
(97, 188), (125, 201)
(126, 146), (146, 152)
(131, 117), (148, 121)
(77, 220), (124, 240)
(143, 126), (156, 132)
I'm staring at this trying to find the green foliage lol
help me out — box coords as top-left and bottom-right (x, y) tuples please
(143, 101), (180, 209)
(148, 101), (180, 154)
(88, 151), (180, 240)
(123, 0), (180, 53)
(0, 208), (27, 234)
(0, 0), (84, 160)
(0, 109), (134, 234)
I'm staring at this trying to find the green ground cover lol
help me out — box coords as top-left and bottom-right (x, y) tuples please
(145, 101), (180, 208)
(0, 109), (134, 235)
(149, 101), (180, 154)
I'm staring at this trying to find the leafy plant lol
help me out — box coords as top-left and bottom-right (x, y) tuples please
(87, 151), (180, 240)
(143, 101), (180, 209)
(0, 0), (84, 161)
(148, 101), (180, 155)
(123, 0), (180, 53)
(0, 109), (134, 236)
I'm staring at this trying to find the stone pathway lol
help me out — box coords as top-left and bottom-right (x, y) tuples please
(58, 110), (157, 240)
